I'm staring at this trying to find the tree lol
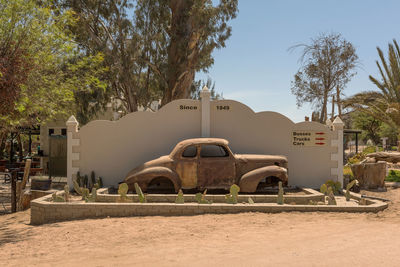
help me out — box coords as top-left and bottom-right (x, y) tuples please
(190, 77), (223, 100)
(56, 0), (238, 114)
(290, 33), (358, 123)
(0, 0), (107, 158)
(345, 40), (400, 133)
(159, 0), (238, 105)
(351, 111), (382, 144)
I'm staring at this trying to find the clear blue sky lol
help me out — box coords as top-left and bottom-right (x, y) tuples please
(199, 0), (400, 122)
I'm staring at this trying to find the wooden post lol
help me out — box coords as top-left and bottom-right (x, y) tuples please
(11, 171), (17, 213)
(18, 159), (31, 210)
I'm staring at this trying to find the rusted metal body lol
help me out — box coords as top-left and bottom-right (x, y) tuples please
(124, 138), (288, 193)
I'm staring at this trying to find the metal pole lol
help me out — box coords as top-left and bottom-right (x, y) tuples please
(355, 133), (359, 154)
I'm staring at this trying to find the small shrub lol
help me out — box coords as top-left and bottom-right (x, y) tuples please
(386, 169), (400, 182)
(362, 146), (376, 154)
(347, 153), (365, 165)
(343, 166), (354, 178)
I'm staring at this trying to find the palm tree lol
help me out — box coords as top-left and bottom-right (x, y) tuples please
(345, 39), (400, 131)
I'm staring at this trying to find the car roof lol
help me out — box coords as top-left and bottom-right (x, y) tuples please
(177, 138), (229, 146)
(170, 138), (229, 156)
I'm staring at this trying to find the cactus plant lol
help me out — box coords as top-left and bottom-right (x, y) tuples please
(345, 180), (357, 201)
(248, 197), (254, 204)
(225, 184), (240, 204)
(134, 182), (146, 203)
(64, 185), (70, 202)
(97, 177), (103, 188)
(320, 184), (328, 195)
(73, 179), (82, 195)
(90, 171), (96, 188)
(327, 187), (337, 205)
(52, 192), (65, 202)
(83, 175), (88, 188)
(81, 188), (90, 200)
(195, 189), (212, 204)
(325, 180), (342, 194)
(277, 181), (284, 205)
(73, 178), (90, 200)
(175, 189), (184, 204)
(86, 188), (97, 202)
(76, 171), (82, 187)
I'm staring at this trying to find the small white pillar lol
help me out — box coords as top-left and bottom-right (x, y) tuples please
(66, 115), (79, 189)
(332, 116), (344, 187)
(200, 86), (211, 137)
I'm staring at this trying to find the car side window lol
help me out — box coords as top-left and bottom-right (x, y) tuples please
(182, 145), (197, 158)
(200, 145), (229, 158)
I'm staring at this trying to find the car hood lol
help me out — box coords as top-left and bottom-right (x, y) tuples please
(235, 154), (288, 164)
(125, 155), (173, 178)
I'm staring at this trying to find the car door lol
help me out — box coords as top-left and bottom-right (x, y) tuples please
(197, 144), (235, 190)
(175, 145), (198, 189)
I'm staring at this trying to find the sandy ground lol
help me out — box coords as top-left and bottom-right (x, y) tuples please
(0, 188), (400, 267)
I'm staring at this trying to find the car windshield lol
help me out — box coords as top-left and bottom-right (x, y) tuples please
(200, 145), (229, 157)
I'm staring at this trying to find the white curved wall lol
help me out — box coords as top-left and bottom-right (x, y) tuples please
(68, 97), (341, 188)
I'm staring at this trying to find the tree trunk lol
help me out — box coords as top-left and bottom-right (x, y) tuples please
(320, 91), (329, 123)
(331, 95), (335, 120)
(162, 0), (197, 106)
(336, 85), (342, 117)
(0, 132), (6, 160)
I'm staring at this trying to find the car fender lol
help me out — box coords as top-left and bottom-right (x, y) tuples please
(239, 165), (288, 193)
(125, 166), (181, 192)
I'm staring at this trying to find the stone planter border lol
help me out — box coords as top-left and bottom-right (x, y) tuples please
(30, 188), (388, 225)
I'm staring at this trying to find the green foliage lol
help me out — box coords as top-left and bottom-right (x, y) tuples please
(347, 153), (365, 165)
(347, 146), (377, 165)
(363, 146), (377, 154)
(320, 184), (328, 195)
(134, 183), (146, 203)
(191, 78), (223, 100)
(350, 111), (382, 144)
(386, 169), (400, 182)
(175, 189), (184, 204)
(277, 181), (284, 205)
(55, 0), (238, 113)
(343, 166), (354, 178)
(225, 184), (240, 204)
(195, 189), (212, 204)
(325, 180), (342, 195)
(345, 39), (400, 133)
(248, 197), (254, 204)
(0, 0), (108, 132)
(327, 187), (337, 205)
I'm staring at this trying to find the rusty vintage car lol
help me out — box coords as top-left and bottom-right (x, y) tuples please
(124, 138), (288, 193)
